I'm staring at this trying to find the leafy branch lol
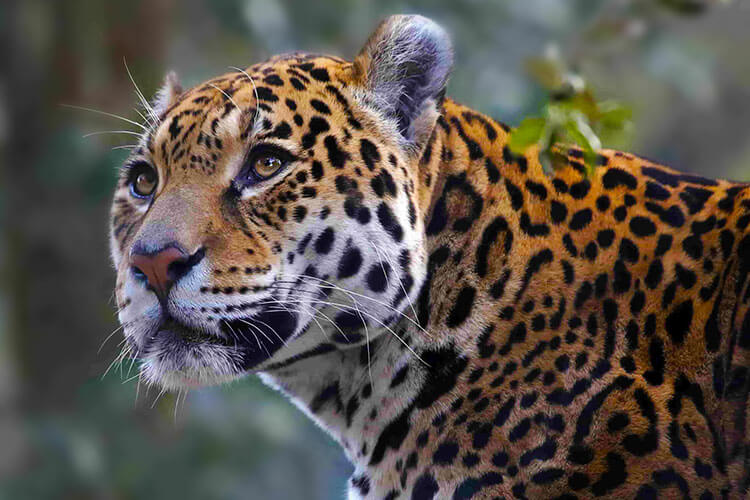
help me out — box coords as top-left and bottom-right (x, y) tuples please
(508, 0), (728, 174)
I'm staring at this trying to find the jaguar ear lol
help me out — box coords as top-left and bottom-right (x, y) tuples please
(152, 71), (183, 120)
(352, 15), (453, 151)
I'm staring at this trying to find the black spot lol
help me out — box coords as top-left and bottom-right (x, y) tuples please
(569, 209), (592, 230)
(570, 180), (591, 199)
(680, 186), (712, 215)
(338, 246), (363, 279)
(525, 180), (548, 200)
(532, 468), (565, 485)
(366, 262), (391, 293)
(447, 287), (476, 328)
(596, 195), (611, 212)
(360, 139), (380, 171)
(475, 217), (510, 277)
(350, 475), (370, 496)
(414, 345), (468, 409)
(308, 67), (330, 81)
(665, 300), (693, 344)
(301, 117), (330, 148)
(520, 212), (550, 236)
(314, 227), (335, 254)
(324, 135), (350, 168)
(682, 235), (703, 260)
(645, 260), (663, 289)
(591, 452), (628, 495)
(645, 181), (671, 200)
(603, 168), (638, 190)
(377, 202), (404, 242)
(630, 216), (657, 237)
(255, 86), (278, 102)
(433, 442), (459, 465)
(509, 418), (531, 441)
(390, 365), (410, 388)
(484, 158), (500, 183)
(309, 99), (331, 114)
(505, 179), (523, 210)
(597, 229), (615, 248)
(642, 166), (679, 187)
(293, 205), (307, 222)
(655, 234), (673, 256)
(550, 201), (567, 224)
(515, 249), (553, 302)
(311, 160), (324, 180)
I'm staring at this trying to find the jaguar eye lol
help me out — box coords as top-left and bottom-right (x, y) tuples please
(236, 144), (295, 188)
(128, 162), (158, 199)
(252, 154), (285, 179)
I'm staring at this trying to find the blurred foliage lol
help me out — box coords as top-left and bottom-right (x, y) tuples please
(509, 46), (633, 173)
(2, 0), (750, 498)
(509, 0), (730, 173)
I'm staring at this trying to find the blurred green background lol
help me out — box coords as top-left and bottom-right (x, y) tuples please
(2, 0), (750, 498)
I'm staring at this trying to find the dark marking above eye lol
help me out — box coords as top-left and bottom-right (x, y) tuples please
(310, 99), (331, 114)
(263, 74), (284, 86)
(268, 121), (292, 139)
(324, 135), (350, 168)
(360, 139), (380, 171)
(309, 67), (330, 82)
(290, 77), (305, 91)
(255, 86), (278, 102)
(301, 117), (330, 149)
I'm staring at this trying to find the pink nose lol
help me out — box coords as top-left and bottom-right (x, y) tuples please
(130, 247), (189, 300)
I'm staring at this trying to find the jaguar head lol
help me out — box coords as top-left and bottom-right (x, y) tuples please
(109, 15), (453, 389)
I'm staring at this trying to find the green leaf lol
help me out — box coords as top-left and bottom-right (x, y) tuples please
(508, 117), (546, 154)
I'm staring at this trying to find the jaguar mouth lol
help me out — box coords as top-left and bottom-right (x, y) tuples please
(157, 317), (232, 347)
(135, 308), (301, 387)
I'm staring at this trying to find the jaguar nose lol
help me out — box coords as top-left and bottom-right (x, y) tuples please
(130, 245), (205, 300)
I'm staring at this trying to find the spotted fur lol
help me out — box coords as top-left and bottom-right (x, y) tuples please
(111, 15), (750, 499)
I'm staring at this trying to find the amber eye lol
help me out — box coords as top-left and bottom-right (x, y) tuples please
(128, 162), (158, 199)
(252, 154), (285, 179)
(235, 144), (295, 189)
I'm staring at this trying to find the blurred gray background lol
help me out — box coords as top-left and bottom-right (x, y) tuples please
(2, 0), (749, 498)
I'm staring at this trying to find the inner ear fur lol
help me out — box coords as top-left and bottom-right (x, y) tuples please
(351, 15), (453, 153)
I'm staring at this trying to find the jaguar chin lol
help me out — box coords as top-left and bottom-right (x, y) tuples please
(110, 14), (750, 499)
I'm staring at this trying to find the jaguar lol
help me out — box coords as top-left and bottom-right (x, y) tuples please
(110, 15), (750, 498)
